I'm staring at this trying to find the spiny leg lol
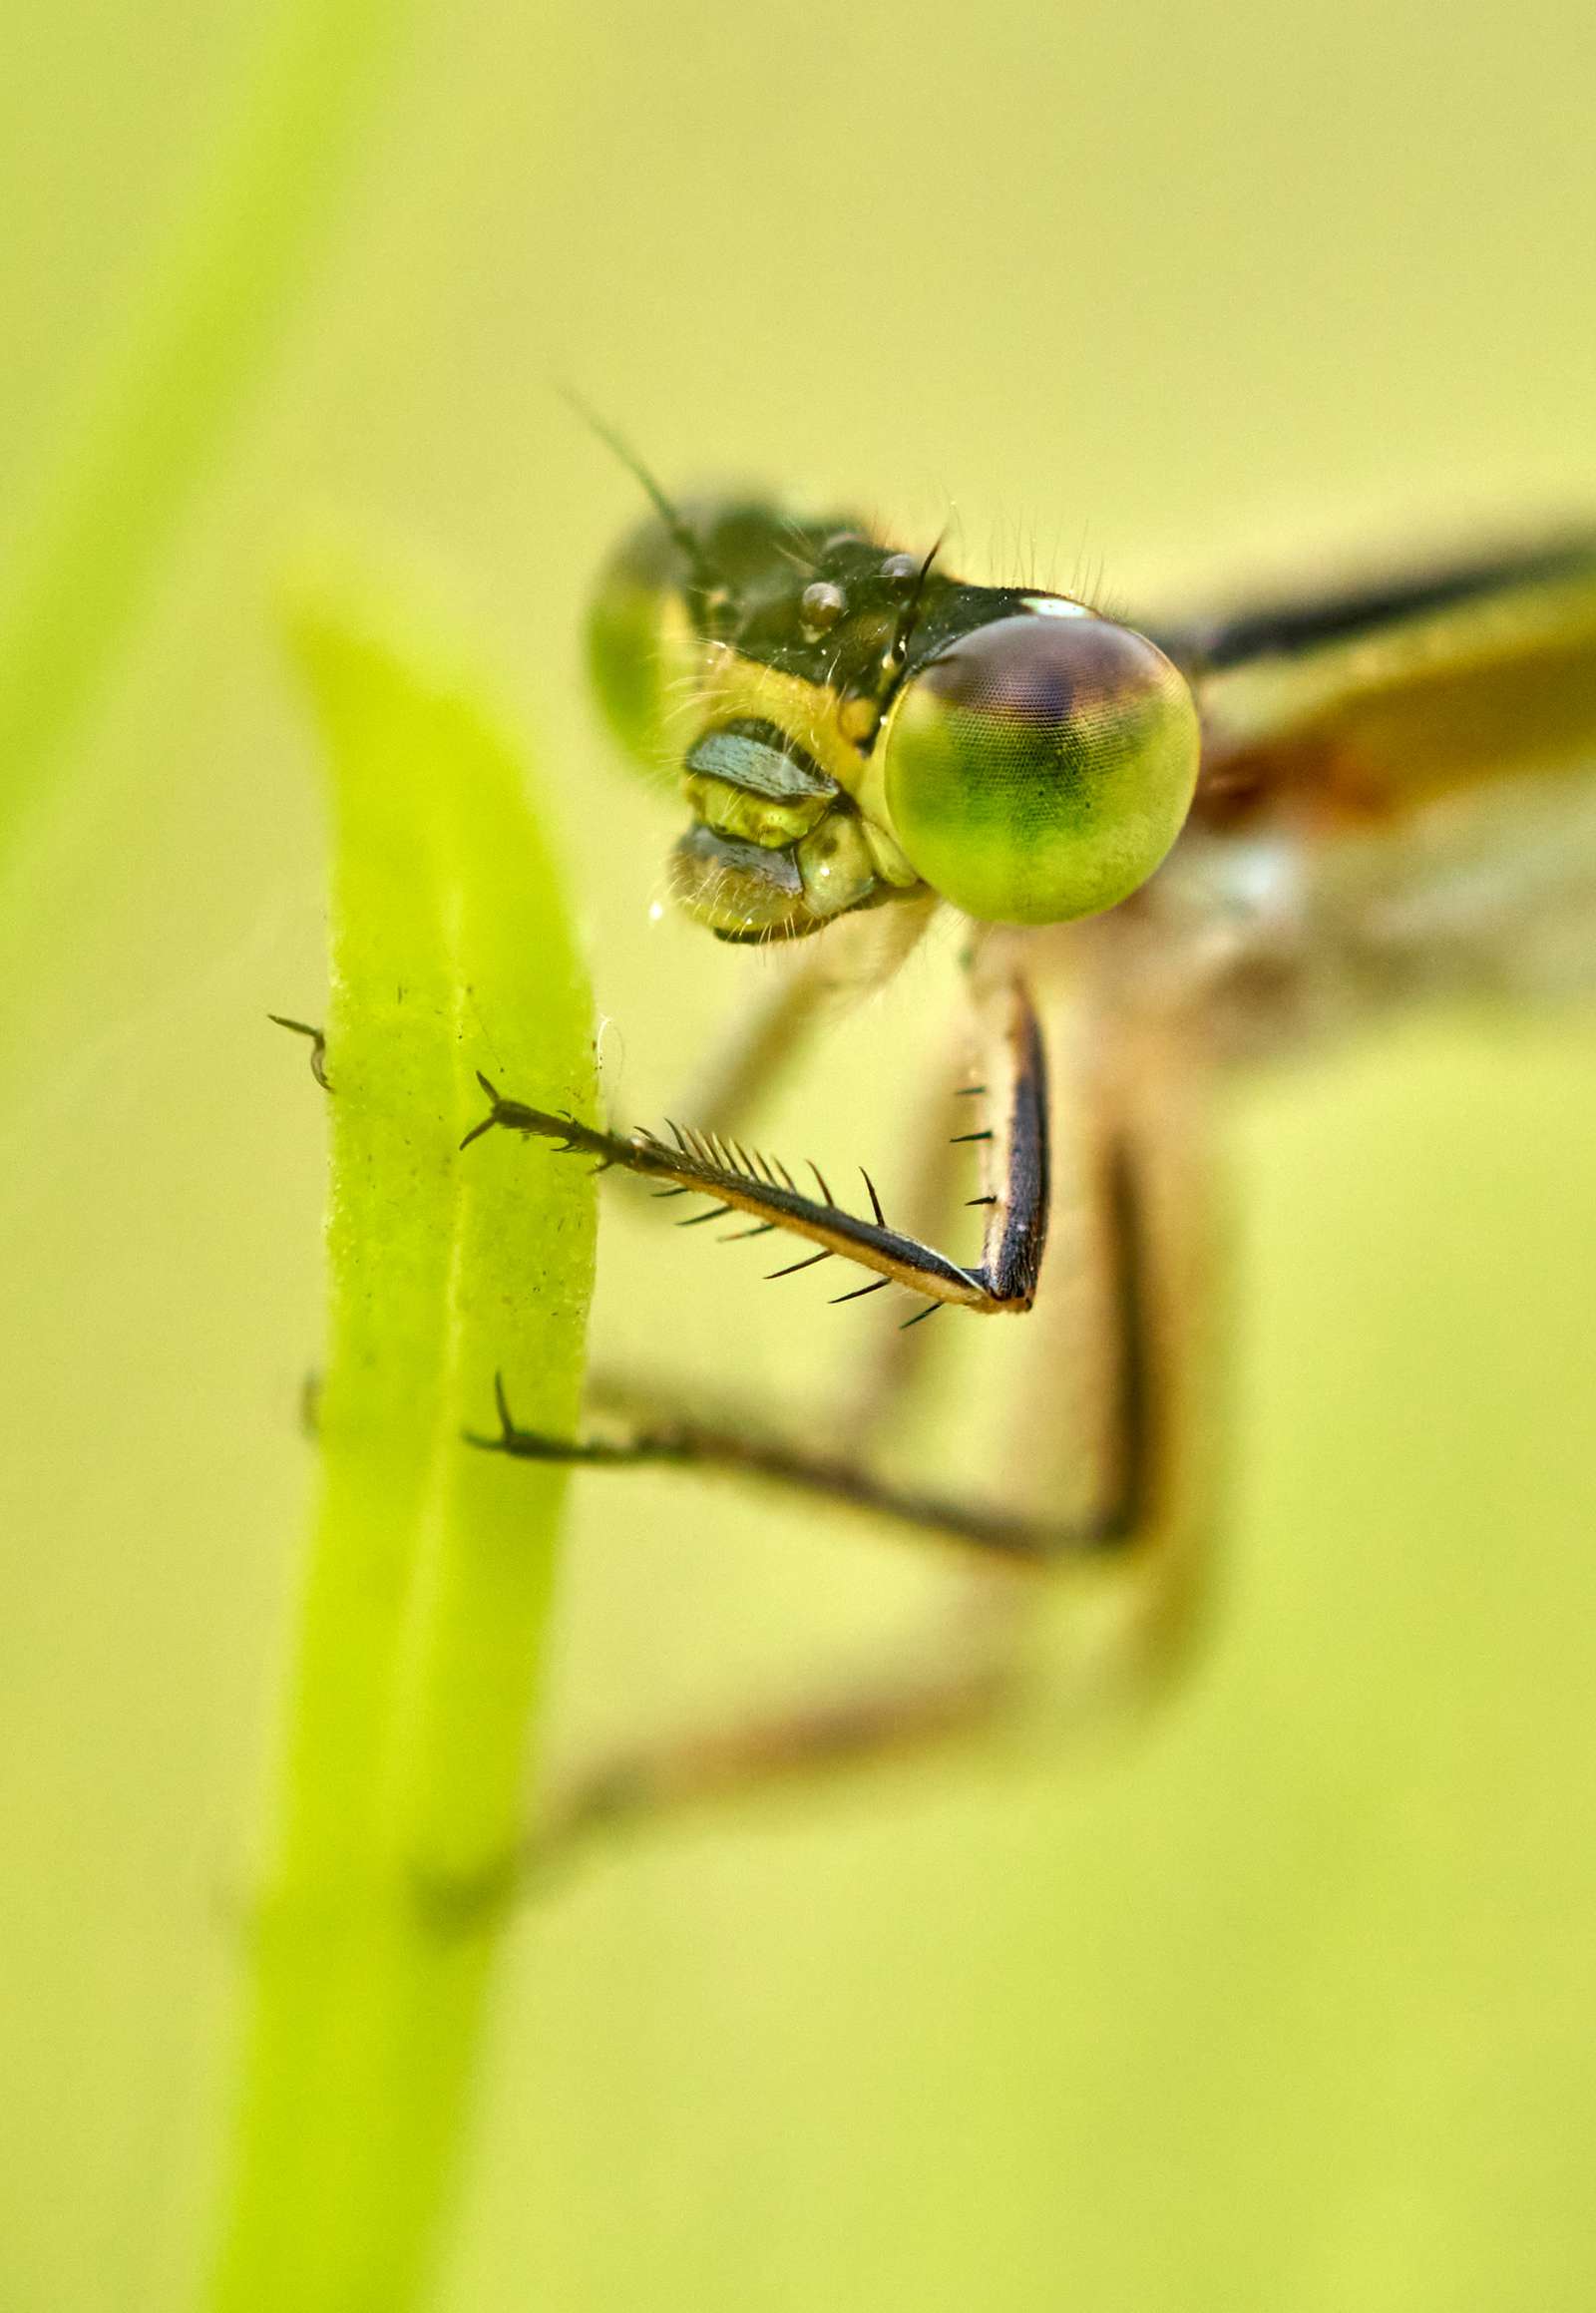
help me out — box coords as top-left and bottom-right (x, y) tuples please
(462, 969), (1050, 1315)
(470, 1368), (1119, 1564)
(471, 1074), (1150, 1568)
(643, 964), (999, 1448)
(462, 945), (1213, 1865)
(469, 1032), (1212, 1863)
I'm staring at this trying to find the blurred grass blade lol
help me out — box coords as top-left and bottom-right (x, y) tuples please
(207, 556), (597, 2313)
(0, 0), (411, 879)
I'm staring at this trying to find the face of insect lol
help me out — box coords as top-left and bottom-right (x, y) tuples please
(588, 499), (1202, 941)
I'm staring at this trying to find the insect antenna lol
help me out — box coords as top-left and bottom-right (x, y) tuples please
(561, 385), (724, 605)
(891, 528), (946, 664)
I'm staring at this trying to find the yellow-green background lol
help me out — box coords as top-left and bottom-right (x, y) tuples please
(4, 2), (1595, 2306)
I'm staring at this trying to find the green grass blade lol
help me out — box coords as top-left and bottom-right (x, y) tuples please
(206, 557), (597, 2313)
(0, 0), (410, 879)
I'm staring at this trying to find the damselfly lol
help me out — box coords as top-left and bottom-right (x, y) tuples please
(465, 463), (1596, 1841)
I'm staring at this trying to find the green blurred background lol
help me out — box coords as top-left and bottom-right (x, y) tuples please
(3, 1), (1595, 2306)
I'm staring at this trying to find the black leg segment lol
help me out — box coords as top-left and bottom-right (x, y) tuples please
(461, 971), (1051, 1316)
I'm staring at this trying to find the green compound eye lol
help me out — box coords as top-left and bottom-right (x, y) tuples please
(879, 607), (1201, 925)
(586, 515), (701, 776)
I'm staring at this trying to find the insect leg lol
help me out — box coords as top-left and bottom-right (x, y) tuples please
(535, 1582), (1026, 1862)
(466, 1005), (1216, 1871)
(472, 1368), (1091, 1563)
(471, 1065), (1160, 1565)
(462, 970), (1050, 1313)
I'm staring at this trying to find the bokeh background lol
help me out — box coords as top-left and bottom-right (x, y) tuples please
(4, 1), (1596, 2306)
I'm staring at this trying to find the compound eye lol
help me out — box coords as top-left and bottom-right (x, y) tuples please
(879, 609), (1201, 925)
(586, 515), (702, 777)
